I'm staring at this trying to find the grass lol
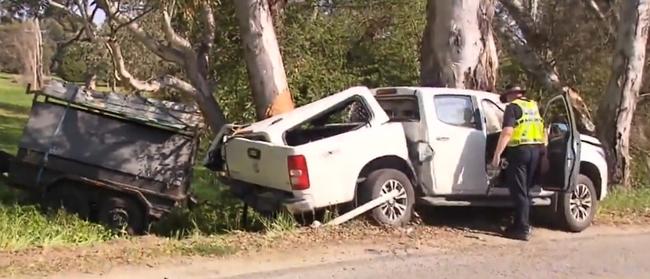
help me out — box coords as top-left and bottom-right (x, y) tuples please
(0, 206), (114, 251)
(0, 73), (31, 155)
(600, 187), (650, 217)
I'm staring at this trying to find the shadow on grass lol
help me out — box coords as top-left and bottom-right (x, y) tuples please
(0, 102), (29, 156)
(0, 102), (31, 115)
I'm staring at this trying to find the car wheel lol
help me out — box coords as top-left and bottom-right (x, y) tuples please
(360, 169), (414, 226)
(556, 174), (598, 232)
(43, 183), (90, 220)
(98, 196), (145, 235)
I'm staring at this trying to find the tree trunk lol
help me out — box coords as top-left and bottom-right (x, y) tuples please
(234, 0), (295, 120)
(420, 0), (499, 91)
(84, 72), (97, 90)
(596, 0), (650, 187)
(33, 19), (44, 89)
(419, 0), (440, 86)
(18, 19), (44, 90)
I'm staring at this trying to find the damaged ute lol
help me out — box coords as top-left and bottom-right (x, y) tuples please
(204, 86), (608, 232)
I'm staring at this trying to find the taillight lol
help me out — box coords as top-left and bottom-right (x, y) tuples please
(287, 155), (310, 190)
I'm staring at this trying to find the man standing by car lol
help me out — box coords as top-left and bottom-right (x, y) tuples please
(491, 84), (545, 241)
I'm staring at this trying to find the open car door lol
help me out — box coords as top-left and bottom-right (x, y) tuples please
(540, 92), (581, 192)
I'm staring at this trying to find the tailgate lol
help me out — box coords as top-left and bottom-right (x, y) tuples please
(224, 137), (294, 191)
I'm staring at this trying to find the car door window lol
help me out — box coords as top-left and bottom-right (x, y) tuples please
(481, 99), (504, 134)
(433, 95), (478, 129)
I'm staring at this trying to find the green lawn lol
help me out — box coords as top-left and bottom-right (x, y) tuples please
(0, 73), (32, 155)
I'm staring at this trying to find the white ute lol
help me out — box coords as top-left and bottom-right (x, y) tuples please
(204, 86), (608, 232)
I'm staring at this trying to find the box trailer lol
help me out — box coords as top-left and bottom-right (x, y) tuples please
(2, 81), (203, 234)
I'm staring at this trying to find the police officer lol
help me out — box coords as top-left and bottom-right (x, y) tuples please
(491, 84), (545, 241)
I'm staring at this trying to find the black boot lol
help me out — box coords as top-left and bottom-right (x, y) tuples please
(503, 225), (531, 241)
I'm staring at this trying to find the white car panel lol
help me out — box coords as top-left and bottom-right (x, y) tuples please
(214, 85), (609, 215)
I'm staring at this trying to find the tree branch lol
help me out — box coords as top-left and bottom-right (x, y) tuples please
(96, 0), (184, 64)
(638, 93), (650, 104)
(197, 2), (216, 81)
(106, 40), (196, 95)
(582, 0), (616, 37)
(107, 40), (161, 91)
(48, 0), (95, 39)
(162, 9), (192, 51)
(112, 6), (155, 32)
(499, 0), (540, 41)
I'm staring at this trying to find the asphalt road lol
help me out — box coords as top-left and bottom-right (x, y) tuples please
(225, 232), (650, 279)
(57, 227), (650, 279)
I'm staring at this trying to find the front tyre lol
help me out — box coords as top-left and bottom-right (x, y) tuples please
(360, 169), (414, 226)
(556, 174), (598, 232)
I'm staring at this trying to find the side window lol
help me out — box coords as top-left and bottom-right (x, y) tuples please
(285, 97), (372, 146)
(543, 97), (571, 143)
(433, 95), (477, 129)
(481, 99), (504, 134)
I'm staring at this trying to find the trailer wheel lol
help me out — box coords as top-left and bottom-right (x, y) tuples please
(98, 196), (145, 235)
(44, 183), (90, 220)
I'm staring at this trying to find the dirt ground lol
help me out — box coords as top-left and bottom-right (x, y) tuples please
(2, 208), (649, 278)
(55, 224), (650, 279)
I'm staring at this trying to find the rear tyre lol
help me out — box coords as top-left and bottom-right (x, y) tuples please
(555, 174), (598, 232)
(359, 169), (414, 226)
(43, 183), (90, 220)
(98, 196), (145, 235)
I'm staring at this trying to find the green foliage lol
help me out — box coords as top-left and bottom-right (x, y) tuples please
(205, 0), (426, 123)
(56, 47), (87, 82)
(55, 42), (111, 83)
(0, 205), (114, 251)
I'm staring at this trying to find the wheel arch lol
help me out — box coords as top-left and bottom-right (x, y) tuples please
(580, 161), (603, 200)
(357, 155), (417, 187)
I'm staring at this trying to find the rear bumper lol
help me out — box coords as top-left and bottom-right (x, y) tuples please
(283, 195), (316, 214)
(219, 176), (318, 214)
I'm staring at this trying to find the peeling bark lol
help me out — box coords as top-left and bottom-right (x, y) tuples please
(597, 0), (650, 186)
(421, 0), (498, 91)
(234, 0), (295, 120)
(17, 19), (44, 90)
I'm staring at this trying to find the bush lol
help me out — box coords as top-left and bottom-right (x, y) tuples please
(56, 47), (88, 82)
